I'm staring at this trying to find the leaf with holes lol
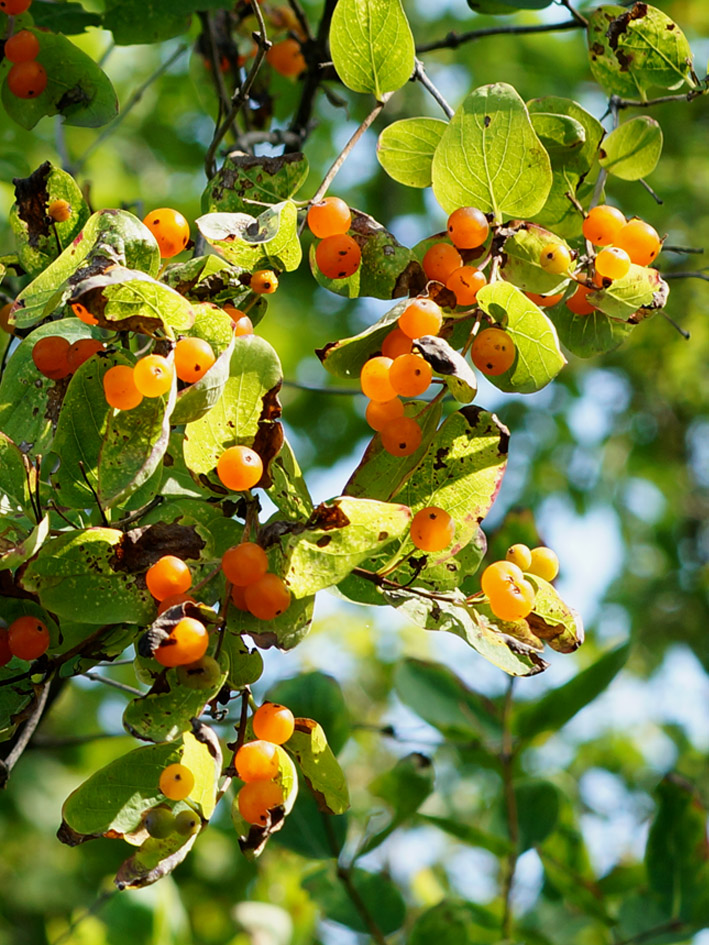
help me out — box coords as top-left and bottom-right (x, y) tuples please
(197, 202), (301, 272)
(202, 152), (309, 215)
(589, 264), (667, 320)
(285, 718), (349, 815)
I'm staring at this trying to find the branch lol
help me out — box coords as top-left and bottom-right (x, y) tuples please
(663, 270), (709, 281)
(416, 18), (581, 54)
(638, 177), (663, 205)
(0, 673), (54, 788)
(288, 0), (338, 147)
(199, 11), (232, 121)
(413, 59), (454, 119)
(221, 685), (252, 789)
(613, 920), (685, 945)
(558, 0), (587, 27)
(82, 672), (143, 697)
(500, 678), (518, 939)
(612, 88), (707, 109)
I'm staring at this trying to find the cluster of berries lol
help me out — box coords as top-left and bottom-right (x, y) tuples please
(234, 702), (295, 825)
(143, 802), (200, 840)
(479, 543), (559, 622)
(222, 541), (291, 621)
(422, 205), (490, 305)
(3, 0), (47, 101)
(307, 197), (362, 281)
(145, 556), (210, 667)
(32, 336), (106, 380)
(0, 615), (50, 665)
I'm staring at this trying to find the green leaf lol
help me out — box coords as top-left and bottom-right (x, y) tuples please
(329, 0), (415, 99)
(285, 718), (349, 815)
(525, 574), (585, 654)
(114, 829), (198, 891)
(274, 782), (348, 860)
(589, 263), (668, 320)
(515, 642), (630, 740)
(531, 170), (596, 240)
(530, 112), (586, 155)
(417, 815), (511, 857)
(476, 281), (566, 393)
(377, 117), (447, 188)
(431, 83), (552, 221)
(0, 514), (50, 571)
(499, 224), (572, 295)
(548, 301), (634, 358)
(282, 496), (411, 597)
(103, 0), (191, 44)
(409, 899), (502, 945)
(10, 161), (91, 278)
(265, 436), (314, 522)
(527, 97), (604, 179)
(197, 201), (302, 272)
(221, 633), (264, 690)
(29, 1), (102, 33)
(226, 592), (315, 652)
(202, 152), (309, 215)
(304, 866), (406, 935)
(515, 779), (562, 851)
(268, 672), (351, 755)
(360, 752), (434, 854)
(587, 5), (695, 101)
(0, 432), (32, 514)
(1, 29), (118, 130)
(317, 298), (407, 379)
(412, 335), (478, 404)
(599, 116), (663, 180)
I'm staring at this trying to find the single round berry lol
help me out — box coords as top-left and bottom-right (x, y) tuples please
(307, 197), (351, 238)
(446, 266), (486, 306)
(244, 573), (291, 620)
(146, 555), (192, 601)
(234, 315), (254, 336)
(389, 353), (432, 398)
(566, 284), (596, 316)
(315, 234), (361, 279)
(488, 578), (536, 622)
(48, 198), (72, 223)
(360, 356), (396, 403)
(144, 807), (176, 839)
(266, 37), (306, 77)
(216, 445), (263, 491)
(595, 246), (631, 281)
(381, 328), (412, 360)
(526, 291), (563, 308)
(505, 544), (532, 571)
(235, 740), (280, 782)
(174, 809), (201, 836)
(176, 655), (222, 690)
(470, 328), (515, 376)
(480, 560), (524, 599)
(380, 416), (422, 457)
(0, 303), (13, 334)
(238, 780), (284, 825)
(71, 301), (98, 326)
(32, 336), (71, 380)
(0, 0), (33, 12)
(251, 270), (279, 294)
(103, 365), (143, 410)
(614, 218), (661, 267)
(222, 542), (269, 587)
(539, 243), (572, 275)
(157, 593), (195, 616)
(422, 242), (463, 284)
(7, 60), (46, 99)
(365, 397), (404, 432)
(143, 208), (190, 259)
(230, 584), (249, 611)
(582, 205), (626, 247)
(410, 507), (455, 552)
(0, 629), (12, 668)
(7, 616), (50, 661)
(528, 546), (560, 582)
(252, 703), (295, 745)
(398, 298), (442, 339)
(155, 617), (209, 668)
(159, 763), (194, 801)
(134, 354), (174, 398)
(66, 339), (105, 374)
(4, 29), (40, 64)
(447, 206), (489, 249)
(174, 338), (216, 384)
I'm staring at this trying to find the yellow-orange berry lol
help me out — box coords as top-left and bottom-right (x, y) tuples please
(315, 234), (361, 279)
(410, 507), (455, 552)
(235, 740), (280, 782)
(381, 328), (412, 360)
(154, 617), (209, 667)
(66, 339), (105, 373)
(146, 555), (192, 601)
(365, 397), (404, 432)
(526, 291), (563, 308)
(398, 298), (442, 339)
(389, 353), (432, 398)
(307, 197), (351, 238)
(47, 198), (71, 223)
(480, 560), (524, 598)
(539, 243), (572, 275)
(159, 763), (194, 800)
(266, 37), (305, 77)
(251, 270), (279, 294)
(380, 416), (422, 457)
(216, 445), (263, 491)
(174, 338), (216, 383)
(4, 29), (40, 63)
(252, 703), (295, 745)
(566, 284), (596, 316)
(528, 546), (560, 582)
(360, 356), (396, 403)
(446, 266), (486, 306)
(595, 246), (630, 281)
(133, 354), (174, 397)
(422, 242), (463, 284)
(7, 60), (46, 99)
(143, 208), (190, 259)
(470, 328), (515, 377)
(221, 542), (269, 587)
(244, 573), (291, 620)
(103, 365), (143, 410)
(506, 544), (532, 571)
(7, 616), (50, 661)
(582, 205), (626, 247)
(447, 206), (489, 249)
(614, 218), (661, 267)
(488, 578), (536, 621)
(237, 780), (284, 825)
(32, 336), (71, 380)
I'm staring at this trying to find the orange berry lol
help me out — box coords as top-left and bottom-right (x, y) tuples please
(380, 416), (422, 457)
(159, 763), (194, 800)
(389, 353), (432, 397)
(0, 0), (33, 11)
(595, 246), (631, 281)
(251, 270), (279, 294)
(480, 560), (524, 597)
(410, 507), (455, 552)
(0, 629), (12, 667)
(506, 544), (532, 571)
(244, 573), (291, 620)
(582, 205), (626, 247)
(7, 60), (46, 99)
(315, 234), (361, 279)
(235, 739), (280, 782)
(231, 584), (249, 611)
(526, 291), (563, 308)
(146, 555), (192, 601)
(488, 578), (536, 621)
(221, 542), (269, 586)
(307, 197), (351, 238)
(614, 218), (661, 267)
(566, 284), (596, 316)
(446, 266), (486, 306)
(174, 338), (216, 383)
(0, 303), (13, 334)
(360, 356), (396, 403)
(32, 336), (71, 380)
(47, 198), (72, 223)
(157, 593), (196, 615)
(470, 328), (515, 377)
(103, 365), (143, 410)
(4, 29), (40, 63)
(398, 298), (442, 339)
(66, 339), (105, 373)
(142, 208), (190, 259)
(71, 301), (98, 326)
(381, 328), (412, 360)
(237, 780), (284, 825)
(133, 354), (174, 397)
(252, 703), (295, 745)
(447, 206), (489, 249)
(234, 315), (254, 336)
(266, 37), (306, 77)
(154, 617), (209, 667)
(7, 616), (50, 661)
(365, 397), (404, 432)
(528, 546), (560, 582)
(539, 243), (572, 275)
(422, 242), (463, 284)
(216, 445), (263, 491)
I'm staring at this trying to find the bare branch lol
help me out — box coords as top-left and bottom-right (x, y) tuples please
(82, 672), (144, 697)
(416, 19), (581, 54)
(558, 0), (588, 27)
(613, 88), (707, 109)
(638, 178), (663, 205)
(413, 59), (454, 119)
(0, 673), (54, 788)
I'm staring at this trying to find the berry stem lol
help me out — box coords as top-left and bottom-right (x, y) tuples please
(220, 685), (252, 788)
(413, 59), (454, 119)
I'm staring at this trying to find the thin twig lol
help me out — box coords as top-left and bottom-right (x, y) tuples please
(287, 0), (338, 147)
(283, 379), (357, 395)
(660, 311), (690, 340)
(287, 0), (312, 41)
(416, 19), (581, 54)
(663, 270), (709, 281)
(662, 245), (704, 254)
(81, 672), (143, 697)
(413, 59), (454, 119)
(0, 673), (54, 788)
(591, 97), (620, 209)
(500, 679), (518, 939)
(220, 686), (252, 789)
(613, 88), (707, 109)
(78, 461), (108, 525)
(30, 731), (127, 748)
(638, 178), (663, 205)
(557, 0), (587, 27)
